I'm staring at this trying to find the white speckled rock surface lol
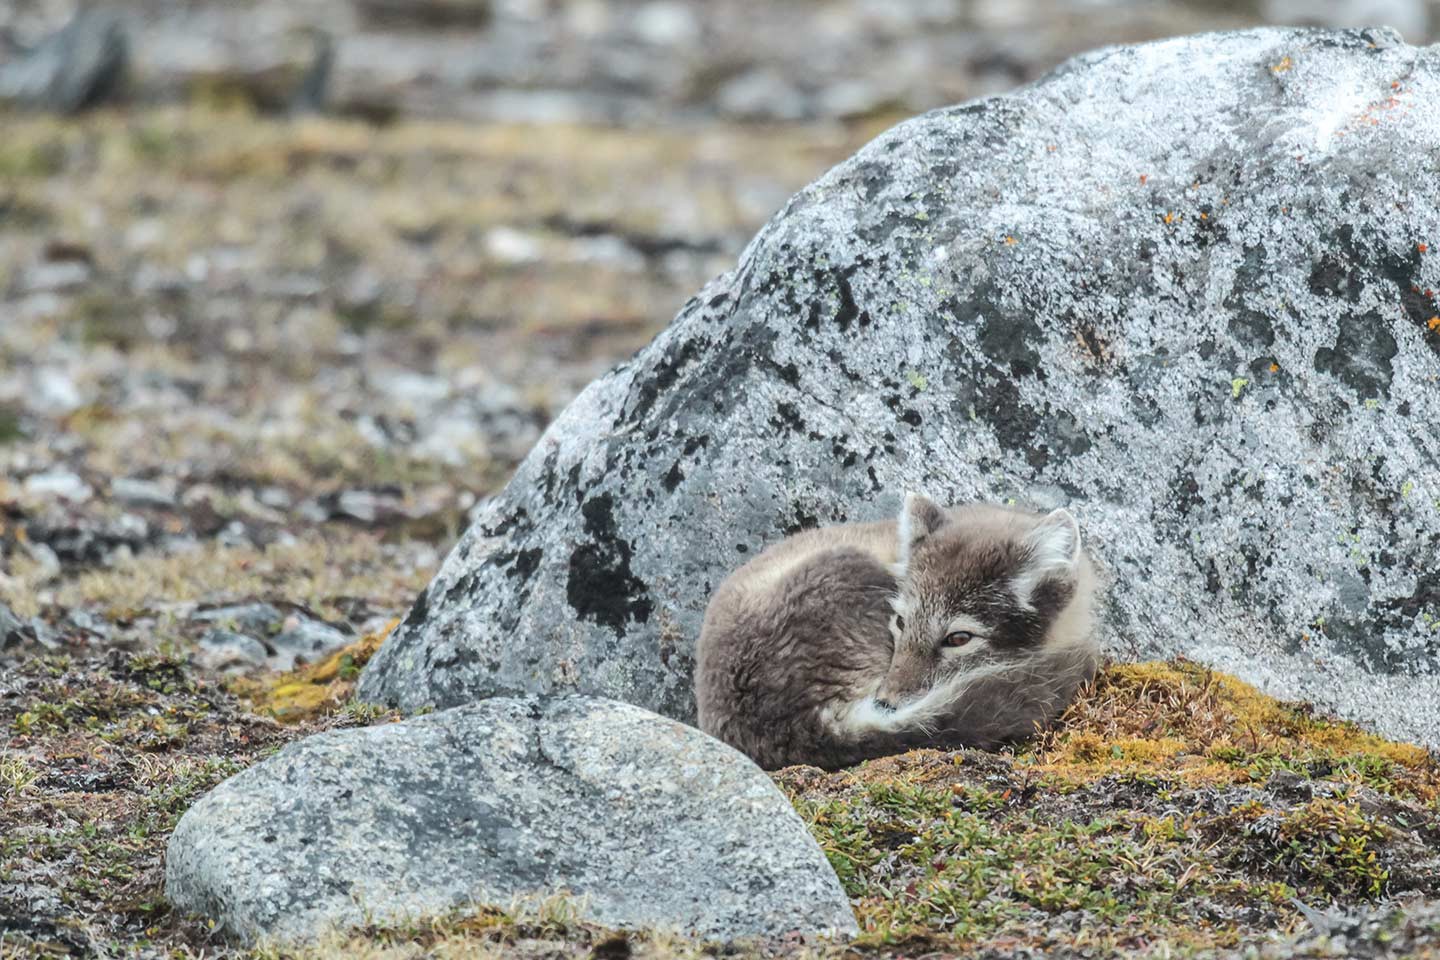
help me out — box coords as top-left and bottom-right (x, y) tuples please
(360, 27), (1440, 747)
(164, 696), (857, 944)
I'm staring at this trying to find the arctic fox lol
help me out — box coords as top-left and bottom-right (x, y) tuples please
(694, 494), (1100, 770)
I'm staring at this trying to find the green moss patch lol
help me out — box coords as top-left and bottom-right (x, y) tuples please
(229, 620), (399, 724)
(775, 660), (1440, 955)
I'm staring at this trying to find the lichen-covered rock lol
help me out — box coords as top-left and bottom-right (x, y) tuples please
(164, 696), (857, 945)
(359, 27), (1440, 748)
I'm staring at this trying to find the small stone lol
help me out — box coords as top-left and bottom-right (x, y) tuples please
(631, 2), (701, 46)
(335, 490), (380, 524)
(0, 10), (128, 113)
(716, 68), (809, 122)
(257, 487), (292, 510)
(268, 617), (350, 670)
(19, 260), (91, 294)
(484, 226), (543, 264)
(191, 603), (284, 637)
(164, 696), (857, 945)
(111, 477), (177, 508)
(30, 370), (83, 415)
(65, 609), (109, 640)
(23, 470), (92, 503)
(196, 629), (269, 673)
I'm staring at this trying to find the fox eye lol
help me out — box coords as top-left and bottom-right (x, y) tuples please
(942, 631), (974, 648)
(893, 614), (906, 630)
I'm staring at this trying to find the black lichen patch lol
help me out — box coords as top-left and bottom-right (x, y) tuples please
(951, 286), (1044, 380)
(662, 460), (684, 492)
(1312, 310), (1398, 400)
(566, 493), (653, 635)
(1309, 253), (1363, 302)
(1326, 568), (1440, 674)
(625, 335), (703, 423)
(770, 401), (807, 433)
(1327, 223), (1440, 360)
(498, 547), (542, 581)
(1227, 309), (1276, 349)
(832, 263), (879, 332)
(400, 579), (431, 630)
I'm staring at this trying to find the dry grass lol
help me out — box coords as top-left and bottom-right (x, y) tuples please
(1, 532), (435, 623)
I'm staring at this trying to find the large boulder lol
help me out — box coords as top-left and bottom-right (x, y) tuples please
(359, 26), (1440, 748)
(165, 696), (857, 944)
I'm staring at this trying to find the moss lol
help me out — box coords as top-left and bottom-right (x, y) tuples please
(1024, 660), (1439, 804)
(0, 137), (67, 178)
(65, 291), (151, 349)
(0, 404), (23, 444)
(776, 659), (1440, 955)
(0, 651), (312, 952)
(231, 622), (397, 724)
(0, 756), (39, 798)
(1277, 798), (1391, 897)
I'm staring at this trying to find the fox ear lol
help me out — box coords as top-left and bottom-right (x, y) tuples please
(1013, 508), (1082, 607)
(895, 492), (948, 576)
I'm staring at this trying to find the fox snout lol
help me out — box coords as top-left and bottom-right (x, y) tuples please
(873, 658), (931, 711)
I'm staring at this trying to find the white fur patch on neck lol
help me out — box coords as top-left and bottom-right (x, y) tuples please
(836, 659), (1017, 737)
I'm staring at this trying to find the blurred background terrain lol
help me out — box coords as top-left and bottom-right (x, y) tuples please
(3, 0), (1436, 662)
(1, 1), (1439, 952)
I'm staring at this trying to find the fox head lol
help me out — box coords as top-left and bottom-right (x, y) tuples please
(874, 493), (1089, 711)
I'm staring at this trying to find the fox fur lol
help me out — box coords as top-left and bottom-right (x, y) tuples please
(694, 495), (1101, 770)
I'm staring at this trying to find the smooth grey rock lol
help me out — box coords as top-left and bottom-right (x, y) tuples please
(164, 696), (857, 945)
(22, 470), (92, 503)
(268, 617), (350, 670)
(111, 476), (178, 509)
(360, 27), (1440, 749)
(191, 602), (284, 636)
(195, 628), (269, 673)
(19, 261), (92, 294)
(0, 11), (128, 113)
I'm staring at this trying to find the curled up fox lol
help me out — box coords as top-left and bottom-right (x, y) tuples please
(694, 494), (1101, 770)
